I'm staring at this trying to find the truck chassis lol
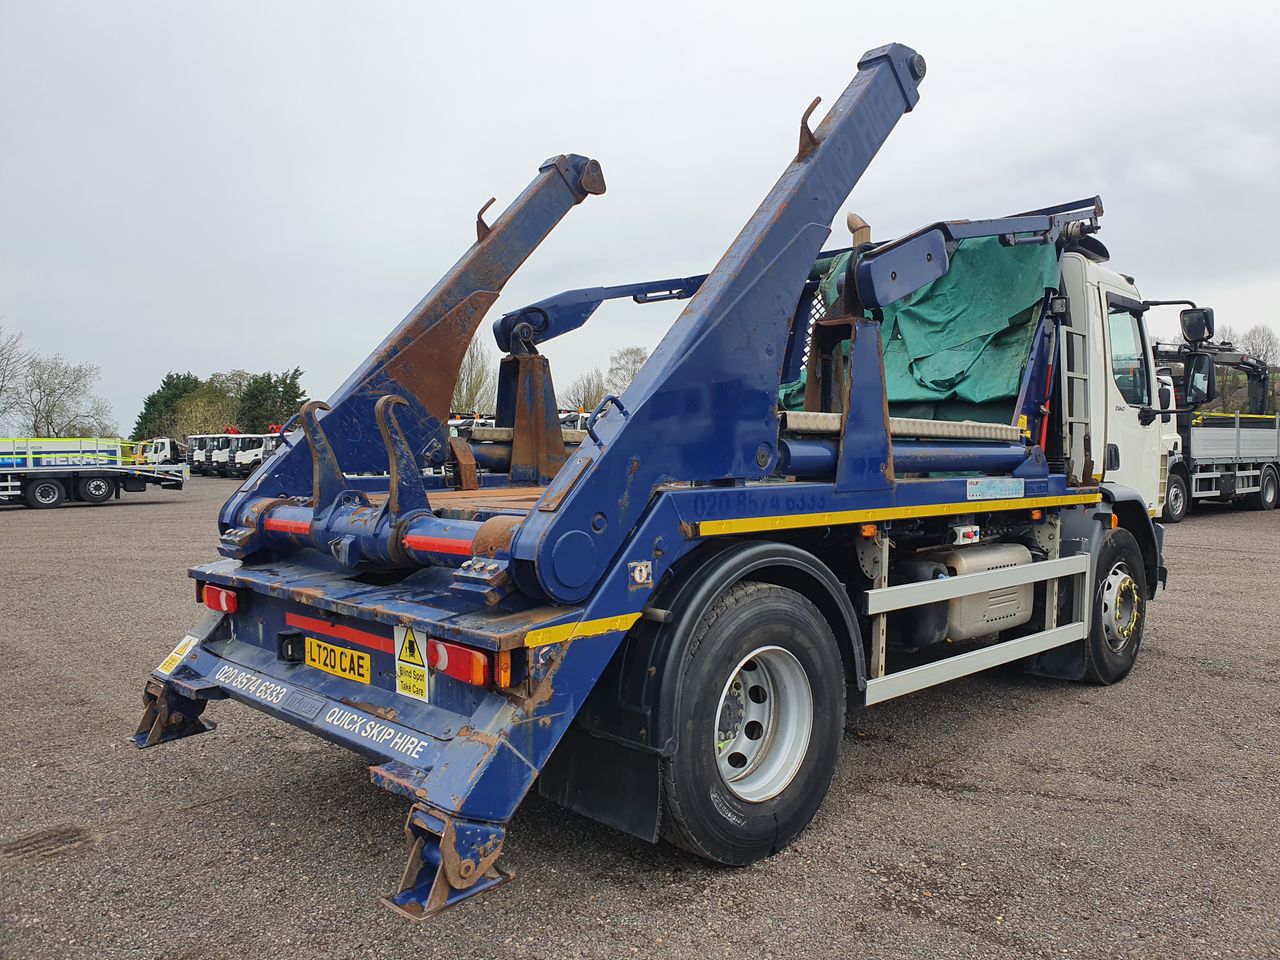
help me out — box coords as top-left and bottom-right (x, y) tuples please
(136, 44), (1177, 918)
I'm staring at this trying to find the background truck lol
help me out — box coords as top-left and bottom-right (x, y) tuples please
(0, 436), (186, 508)
(186, 435), (212, 475)
(208, 433), (239, 476)
(232, 433), (282, 478)
(134, 436), (187, 465)
(1154, 338), (1278, 521)
(136, 44), (1215, 919)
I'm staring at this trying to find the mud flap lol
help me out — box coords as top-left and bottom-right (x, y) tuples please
(383, 804), (513, 919)
(133, 680), (215, 748)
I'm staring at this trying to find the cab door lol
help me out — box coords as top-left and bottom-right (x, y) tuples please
(1100, 287), (1161, 513)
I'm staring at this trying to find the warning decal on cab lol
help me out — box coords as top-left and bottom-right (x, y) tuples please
(394, 626), (428, 702)
(156, 635), (198, 676)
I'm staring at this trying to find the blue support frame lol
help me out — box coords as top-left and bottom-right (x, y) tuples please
(134, 44), (1120, 919)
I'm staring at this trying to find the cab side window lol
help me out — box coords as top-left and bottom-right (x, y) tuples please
(1107, 308), (1150, 407)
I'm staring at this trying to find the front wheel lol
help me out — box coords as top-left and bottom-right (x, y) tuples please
(1163, 472), (1188, 523)
(1246, 466), (1278, 512)
(660, 580), (845, 865)
(1083, 527), (1148, 685)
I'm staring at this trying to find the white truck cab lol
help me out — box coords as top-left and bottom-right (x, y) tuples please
(233, 434), (280, 477)
(1059, 252), (1199, 518)
(209, 435), (236, 476)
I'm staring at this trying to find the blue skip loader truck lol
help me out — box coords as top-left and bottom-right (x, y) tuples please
(137, 43), (1218, 917)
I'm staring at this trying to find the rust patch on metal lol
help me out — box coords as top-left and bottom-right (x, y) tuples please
(370, 763), (430, 803)
(538, 454), (592, 512)
(471, 515), (521, 559)
(341, 698), (400, 723)
(384, 291), (502, 422)
(449, 438), (479, 491)
(504, 353), (567, 483)
(456, 726), (501, 749)
(617, 454), (640, 515)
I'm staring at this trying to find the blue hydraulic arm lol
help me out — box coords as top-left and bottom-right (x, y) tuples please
(214, 154), (605, 564)
(510, 44), (927, 603)
(492, 277), (706, 353)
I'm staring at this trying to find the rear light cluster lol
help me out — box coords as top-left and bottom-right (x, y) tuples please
(426, 639), (513, 688)
(201, 584), (239, 614)
(200, 581), (514, 688)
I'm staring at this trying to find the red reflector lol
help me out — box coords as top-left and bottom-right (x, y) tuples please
(203, 584), (239, 614)
(426, 639), (489, 686)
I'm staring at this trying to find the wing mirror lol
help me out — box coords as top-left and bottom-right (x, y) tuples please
(1158, 382), (1173, 424)
(1183, 352), (1217, 406)
(1179, 307), (1214, 343)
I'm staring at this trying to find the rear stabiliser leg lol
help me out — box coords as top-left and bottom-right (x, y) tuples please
(133, 679), (215, 748)
(383, 805), (512, 919)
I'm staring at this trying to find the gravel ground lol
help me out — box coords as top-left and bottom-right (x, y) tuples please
(0, 479), (1277, 959)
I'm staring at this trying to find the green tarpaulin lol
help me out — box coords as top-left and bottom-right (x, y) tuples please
(781, 236), (1059, 421)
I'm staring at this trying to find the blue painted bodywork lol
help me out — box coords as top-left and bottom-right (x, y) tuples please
(135, 43), (1116, 917)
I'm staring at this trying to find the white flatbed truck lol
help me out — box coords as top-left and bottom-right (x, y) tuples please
(0, 437), (187, 508)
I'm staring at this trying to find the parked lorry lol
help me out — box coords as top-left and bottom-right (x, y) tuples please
(231, 433), (282, 478)
(186, 435), (212, 474)
(1154, 337), (1277, 520)
(133, 436), (187, 465)
(136, 44), (1216, 918)
(1, 437), (186, 508)
(208, 433), (239, 476)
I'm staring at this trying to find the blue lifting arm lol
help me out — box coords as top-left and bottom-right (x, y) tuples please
(491, 277), (706, 353)
(214, 154), (605, 560)
(510, 43), (928, 604)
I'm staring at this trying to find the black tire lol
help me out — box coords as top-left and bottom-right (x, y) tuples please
(1083, 527), (1148, 685)
(1246, 466), (1278, 512)
(76, 476), (114, 504)
(1162, 471), (1188, 524)
(23, 478), (65, 509)
(660, 580), (845, 865)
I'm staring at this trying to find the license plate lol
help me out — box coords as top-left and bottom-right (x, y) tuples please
(304, 636), (371, 684)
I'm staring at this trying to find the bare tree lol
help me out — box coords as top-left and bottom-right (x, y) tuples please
(560, 368), (606, 412)
(1239, 324), (1280, 414)
(452, 336), (497, 415)
(0, 324), (25, 424)
(605, 345), (648, 394)
(15, 354), (117, 436)
(1239, 324), (1280, 366)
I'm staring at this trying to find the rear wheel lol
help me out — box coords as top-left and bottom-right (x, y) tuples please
(23, 478), (65, 509)
(1246, 466), (1278, 511)
(661, 581), (845, 865)
(1162, 472), (1188, 523)
(76, 476), (114, 504)
(1083, 527), (1147, 685)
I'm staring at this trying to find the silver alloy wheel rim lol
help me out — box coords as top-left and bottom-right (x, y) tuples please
(1168, 480), (1184, 517)
(1266, 472), (1277, 506)
(86, 479), (109, 498)
(714, 645), (813, 803)
(1100, 560), (1141, 653)
(35, 483), (58, 504)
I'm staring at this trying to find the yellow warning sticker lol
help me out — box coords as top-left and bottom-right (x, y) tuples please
(394, 626), (428, 702)
(398, 627), (425, 668)
(156, 635), (198, 676)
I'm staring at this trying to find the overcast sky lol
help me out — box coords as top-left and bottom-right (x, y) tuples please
(2, 2), (1277, 433)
